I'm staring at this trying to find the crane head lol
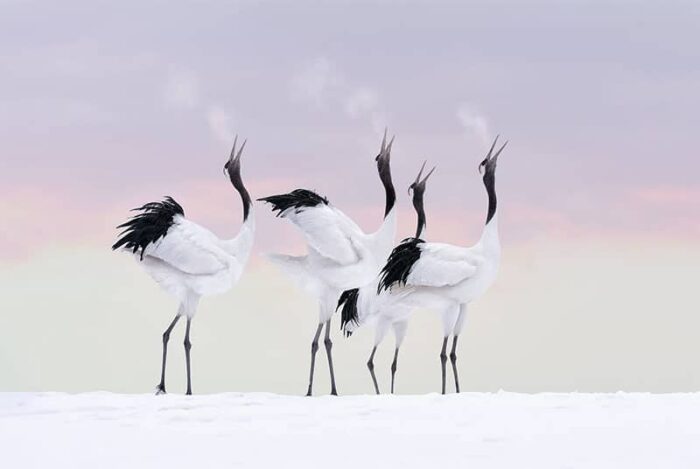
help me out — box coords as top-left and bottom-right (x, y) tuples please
(478, 135), (508, 177)
(224, 135), (248, 177)
(408, 160), (436, 197)
(375, 127), (395, 167)
(224, 134), (247, 179)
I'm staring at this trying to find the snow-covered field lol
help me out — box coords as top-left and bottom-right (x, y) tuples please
(1, 392), (699, 468)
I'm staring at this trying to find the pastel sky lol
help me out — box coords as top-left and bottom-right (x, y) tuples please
(1, 0), (699, 394)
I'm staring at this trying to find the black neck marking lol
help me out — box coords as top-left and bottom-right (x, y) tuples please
(337, 288), (360, 338)
(412, 188), (427, 238)
(483, 170), (497, 225)
(228, 167), (251, 221)
(378, 161), (396, 218)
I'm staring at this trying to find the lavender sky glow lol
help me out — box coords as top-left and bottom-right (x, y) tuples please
(1, 0), (698, 394)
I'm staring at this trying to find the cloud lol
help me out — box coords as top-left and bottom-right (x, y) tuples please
(163, 70), (200, 109)
(206, 106), (235, 144)
(456, 104), (491, 148)
(290, 57), (339, 108)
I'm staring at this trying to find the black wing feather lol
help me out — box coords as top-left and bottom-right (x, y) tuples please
(377, 238), (424, 294)
(337, 288), (360, 338)
(258, 189), (329, 216)
(112, 197), (184, 260)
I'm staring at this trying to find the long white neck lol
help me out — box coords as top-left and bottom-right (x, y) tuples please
(478, 211), (500, 255)
(223, 211), (255, 260)
(370, 206), (397, 259)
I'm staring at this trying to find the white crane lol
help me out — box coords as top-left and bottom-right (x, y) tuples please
(259, 131), (397, 396)
(112, 137), (255, 395)
(339, 161), (435, 394)
(342, 136), (507, 394)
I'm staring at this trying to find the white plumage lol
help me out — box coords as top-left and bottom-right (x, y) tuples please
(113, 137), (254, 395)
(344, 136), (508, 394)
(338, 162), (435, 394)
(260, 131), (397, 396)
(140, 215), (254, 302)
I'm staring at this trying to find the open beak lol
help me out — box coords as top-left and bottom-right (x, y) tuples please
(409, 160), (436, 194)
(224, 135), (247, 175)
(376, 128), (395, 163)
(479, 135), (507, 173)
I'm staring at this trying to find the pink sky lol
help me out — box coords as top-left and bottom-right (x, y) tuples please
(2, 1), (698, 263)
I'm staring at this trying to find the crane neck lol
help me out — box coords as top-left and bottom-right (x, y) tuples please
(378, 159), (396, 218)
(371, 207), (397, 258)
(483, 171), (497, 225)
(479, 170), (500, 252)
(227, 165), (252, 222)
(412, 188), (427, 239)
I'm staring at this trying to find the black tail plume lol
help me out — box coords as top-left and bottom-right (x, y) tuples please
(377, 238), (424, 294)
(111, 197), (184, 260)
(337, 288), (360, 338)
(258, 189), (328, 216)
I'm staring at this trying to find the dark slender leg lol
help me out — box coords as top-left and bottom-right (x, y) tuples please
(390, 347), (400, 394)
(450, 335), (460, 393)
(440, 337), (449, 395)
(323, 320), (338, 396)
(156, 314), (181, 395)
(306, 323), (324, 396)
(184, 318), (193, 395)
(367, 346), (379, 394)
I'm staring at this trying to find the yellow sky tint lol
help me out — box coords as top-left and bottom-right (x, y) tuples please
(2, 236), (697, 394)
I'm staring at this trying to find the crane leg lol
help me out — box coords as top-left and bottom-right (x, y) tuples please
(305, 323), (324, 396)
(390, 347), (400, 394)
(367, 346), (380, 394)
(323, 319), (338, 396)
(450, 335), (460, 393)
(156, 314), (181, 395)
(184, 318), (193, 395)
(440, 337), (448, 394)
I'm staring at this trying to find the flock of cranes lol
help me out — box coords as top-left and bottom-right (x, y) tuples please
(113, 130), (506, 396)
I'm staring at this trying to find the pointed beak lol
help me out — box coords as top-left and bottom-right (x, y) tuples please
(409, 160), (436, 194)
(224, 135), (247, 176)
(376, 127), (388, 161)
(421, 165), (436, 184)
(385, 135), (395, 159)
(486, 135), (500, 159)
(491, 140), (508, 165)
(376, 129), (395, 163)
(409, 161), (427, 195)
(479, 135), (506, 173)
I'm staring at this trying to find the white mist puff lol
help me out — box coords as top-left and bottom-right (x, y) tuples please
(290, 57), (340, 108)
(291, 57), (389, 134)
(344, 87), (388, 133)
(207, 106), (234, 144)
(344, 87), (377, 118)
(163, 69), (235, 146)
(457, 104), (491, 148)
(163, 70), (200, 109)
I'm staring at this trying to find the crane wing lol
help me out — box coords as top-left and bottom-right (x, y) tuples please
(143, 216), (230, 275)
(406, 242), (481, 287)
(284, 204), (365, 265)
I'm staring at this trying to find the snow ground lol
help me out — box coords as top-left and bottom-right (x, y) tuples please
(1, 392), (699, 468)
